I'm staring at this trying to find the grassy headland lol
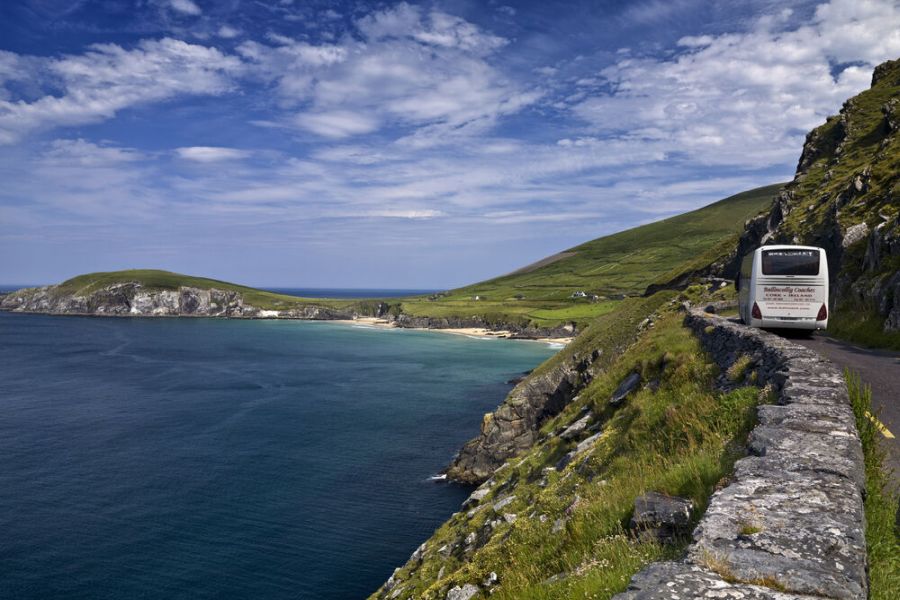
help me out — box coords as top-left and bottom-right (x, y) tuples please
(44, 269), (358, 312)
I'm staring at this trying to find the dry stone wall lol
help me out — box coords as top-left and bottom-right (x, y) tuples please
(614, 309), (867, 600)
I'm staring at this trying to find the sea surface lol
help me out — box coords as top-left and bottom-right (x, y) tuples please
(0, 312), (555, 599)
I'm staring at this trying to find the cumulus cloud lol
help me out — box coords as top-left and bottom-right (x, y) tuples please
(240, 3), (535, 143)
(0, 38), (242, 144)
(293, 111), (380, 139)
(572, 0), (900, 166)
(217, 25), (240, 39)
(176, 146), (249, 162)
(170, 0), (201, 16)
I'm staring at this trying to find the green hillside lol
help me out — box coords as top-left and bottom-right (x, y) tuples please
(398, 184), (781, 328)
(746, 58), (900, 349)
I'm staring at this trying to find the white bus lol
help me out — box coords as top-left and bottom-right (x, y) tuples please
(737, 245), (829, 331)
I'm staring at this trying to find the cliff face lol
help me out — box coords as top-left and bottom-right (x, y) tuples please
(0, 283), (355, 320)
(445, 345), (601, 484)
(725, 58), (900, 334)
(444, 292), (675, 484)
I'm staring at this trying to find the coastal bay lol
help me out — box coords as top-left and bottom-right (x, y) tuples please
(0, 312), (555, 599)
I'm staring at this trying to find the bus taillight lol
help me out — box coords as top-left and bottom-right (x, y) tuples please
(751, 302), (762, 320)
(817, 303), (828, 321)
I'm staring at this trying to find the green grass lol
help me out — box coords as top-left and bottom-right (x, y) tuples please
(847, 371), (900, 599)
(49, 269), (358, 311)
(374, 300), (763, 600)
(829, 310), (900, 352)
(396, 184), (780, 329)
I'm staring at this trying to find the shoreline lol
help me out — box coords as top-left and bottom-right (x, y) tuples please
(333, 316), (574, 347)
(0, 309), (573, 348)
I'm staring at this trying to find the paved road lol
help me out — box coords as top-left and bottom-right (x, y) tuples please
(786, 332), (900, 487)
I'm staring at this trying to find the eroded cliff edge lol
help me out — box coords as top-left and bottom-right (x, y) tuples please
(444, 294), (674, 484)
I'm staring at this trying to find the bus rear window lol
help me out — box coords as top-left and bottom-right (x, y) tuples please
(761, 249), (820, 276)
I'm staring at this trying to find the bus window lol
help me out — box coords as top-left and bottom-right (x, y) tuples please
(761, 249), (820, 276)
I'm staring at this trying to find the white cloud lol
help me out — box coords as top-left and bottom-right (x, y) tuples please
(176, 146), (249, 162)
(217, 25), (240, 39)
(0, 38), (242, 144)
(572, 0), (900, 167)
(44, 138), (143, 166)
(365, 209), (445, 219)
(241, 3), (533, 143)
(170, 0), (201, 16)
(293, 111), (380, 139)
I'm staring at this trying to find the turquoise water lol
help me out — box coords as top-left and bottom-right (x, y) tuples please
(0, 312), (556, 599)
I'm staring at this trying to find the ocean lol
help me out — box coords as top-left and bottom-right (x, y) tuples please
(0, 312), (556, 599)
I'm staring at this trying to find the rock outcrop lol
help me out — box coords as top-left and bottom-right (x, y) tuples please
(445, 345), (602, 484)
(0, 283), (356, 320)
(614, 310), (867, 599)
(645, 58), (900, 335)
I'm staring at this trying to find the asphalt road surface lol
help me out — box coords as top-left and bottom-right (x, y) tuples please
(787, 332), (900, 487)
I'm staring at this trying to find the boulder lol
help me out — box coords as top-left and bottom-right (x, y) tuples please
(610, 372), (641, 406)
(446, 584), (479, 600)
(630, 492), (694, 541)
(559, 412), (592, 440)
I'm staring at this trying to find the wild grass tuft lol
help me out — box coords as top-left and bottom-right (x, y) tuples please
(846, 370), (900, 599)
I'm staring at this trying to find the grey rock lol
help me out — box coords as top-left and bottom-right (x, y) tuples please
(841, 222), (868, 248)
(492, 495), (515, 512)
(446, 583), (479, 600)
(560, 412), (593, 440)
(610, 372), (641, 406)
(613, 561), (823, 599)
(630, 492), (693, 541)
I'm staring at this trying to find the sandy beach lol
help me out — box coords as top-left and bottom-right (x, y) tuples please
(334, 316), (573, 347)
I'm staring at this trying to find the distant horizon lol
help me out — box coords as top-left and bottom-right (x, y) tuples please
(2, 0), (899, 287)
(0, 282), (444, 293)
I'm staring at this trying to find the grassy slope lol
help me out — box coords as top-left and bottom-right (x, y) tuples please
(847, 372), (900, 599)
(772, 59), (900, 349)
(373, 292), (764, 600)
(398, 184), (781, 329)
(48, 269), (357, 311)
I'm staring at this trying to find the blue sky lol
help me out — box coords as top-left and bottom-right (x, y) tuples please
(1, 0), (898, 288)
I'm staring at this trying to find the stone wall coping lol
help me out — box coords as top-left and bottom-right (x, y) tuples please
(613, 309), (867, 600)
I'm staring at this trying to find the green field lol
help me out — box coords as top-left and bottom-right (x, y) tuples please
(397, 184), (781, 328)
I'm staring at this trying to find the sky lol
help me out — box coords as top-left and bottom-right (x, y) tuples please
(1, 0), (899, 288)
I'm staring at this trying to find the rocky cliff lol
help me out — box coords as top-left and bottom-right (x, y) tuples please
(444, 293), (675, 484)
(721, 58), (900, 337)
(0, 282), (355, 320)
